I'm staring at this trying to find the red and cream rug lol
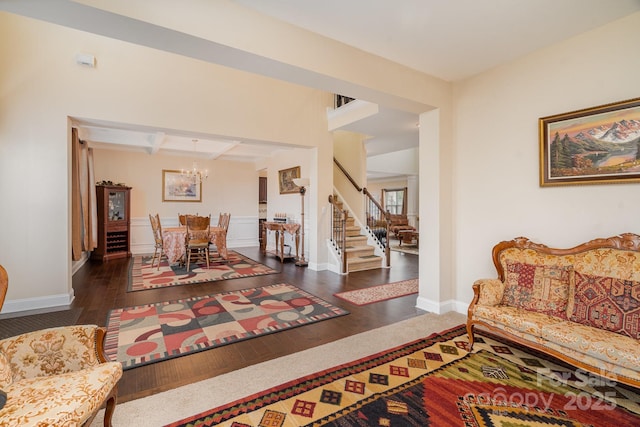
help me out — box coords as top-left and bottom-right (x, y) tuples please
(105, 283), (349, 370)
(127, 250), (278, 292)
(334, 279), (418, 306)
(167, 325), (640, 426)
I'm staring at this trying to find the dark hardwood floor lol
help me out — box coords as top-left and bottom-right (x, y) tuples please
(72, 246), (423, 403)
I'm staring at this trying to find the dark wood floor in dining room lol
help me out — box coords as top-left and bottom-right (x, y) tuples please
(71, 246), (423, 404)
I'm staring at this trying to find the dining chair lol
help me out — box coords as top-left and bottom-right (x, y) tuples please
(149, 213), (166, 270)
(179, 213), (198, 226)
(185, 214), (211, 271)
(210, 213), (230, 261)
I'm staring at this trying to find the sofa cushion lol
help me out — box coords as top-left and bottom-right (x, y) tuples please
(542, 322), (640, 371)
(570, 272), (640, 339)
(475, 279), (505, 306)
(501, 261), (573, 319)
(473, 305), (563, 336)
(2, 362), (122, 425)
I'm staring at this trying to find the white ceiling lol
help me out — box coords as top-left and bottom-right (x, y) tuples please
(10, 1), (640, 166)
(235, 0), (640, 81)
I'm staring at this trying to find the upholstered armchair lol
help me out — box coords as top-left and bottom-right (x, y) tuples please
(388, 214), (416, 238)
(0, 324), (123, 426)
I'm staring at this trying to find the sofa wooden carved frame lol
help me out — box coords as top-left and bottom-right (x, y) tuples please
(466, 232), (640, 389)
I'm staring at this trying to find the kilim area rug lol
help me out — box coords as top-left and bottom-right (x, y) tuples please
(334, 279), (418, 306)
(127, 250), (278, 292)
(105, 283), (349, 370)
(167, 325), (640, 427)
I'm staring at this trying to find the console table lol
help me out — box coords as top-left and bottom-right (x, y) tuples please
(260, 221), (300, 262)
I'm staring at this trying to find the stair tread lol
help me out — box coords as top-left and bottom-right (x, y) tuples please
(348, 255), (382, 263)
(345, 245), (374, 251)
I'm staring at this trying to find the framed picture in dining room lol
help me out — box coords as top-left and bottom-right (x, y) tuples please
(278, 166), (301, 194)
(539, 97), (640, 187)
(162, 169), (202, 202)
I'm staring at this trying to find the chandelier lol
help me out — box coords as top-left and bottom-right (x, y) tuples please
(181, 139), (208, 183)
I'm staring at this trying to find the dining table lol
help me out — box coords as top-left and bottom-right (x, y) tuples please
(162, 226), (228, 264)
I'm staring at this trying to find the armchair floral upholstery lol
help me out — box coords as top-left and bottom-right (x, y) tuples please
(0, 325), (123, 426)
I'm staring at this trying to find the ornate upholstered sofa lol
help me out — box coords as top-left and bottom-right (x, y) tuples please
(0, 324), (123, 426)
(467, 233), (640, 388)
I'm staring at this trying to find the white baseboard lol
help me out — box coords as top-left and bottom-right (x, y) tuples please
(1, 293), (74, 315)
(416, 296), (466, 315)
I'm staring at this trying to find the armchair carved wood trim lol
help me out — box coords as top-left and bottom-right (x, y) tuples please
(0, 265), (123, 426)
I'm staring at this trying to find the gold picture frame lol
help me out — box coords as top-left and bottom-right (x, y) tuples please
(278, 166), (301, 194)
(539, 97), (640, 186)
(162, 169), (202, 202)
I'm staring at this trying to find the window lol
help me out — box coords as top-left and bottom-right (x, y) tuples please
(382, 188), (407, 215)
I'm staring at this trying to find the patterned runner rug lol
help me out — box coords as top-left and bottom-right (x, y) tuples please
(127, 250), (278, 292)
(334, 279), (418, 306)
(105, 283), (349, 370)
(167, 325), (640, 426)
(390, 244), (419, 255)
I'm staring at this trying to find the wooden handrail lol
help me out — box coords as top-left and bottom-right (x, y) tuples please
(333, 157), (362, 192)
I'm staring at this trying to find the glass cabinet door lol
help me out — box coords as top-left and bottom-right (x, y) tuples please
(107, 191), (126, 221)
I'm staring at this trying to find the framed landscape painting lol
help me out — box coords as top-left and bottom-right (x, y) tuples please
(162, 169), (201, 202)
(278, 166), (300, 194)
(539, 97), (640, 186)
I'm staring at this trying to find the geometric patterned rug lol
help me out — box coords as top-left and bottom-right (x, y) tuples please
(104, 283), (349, 370)
(166, 325), (640, 426)
(333, 279), (418, 306)
(127, 250), (278, 292)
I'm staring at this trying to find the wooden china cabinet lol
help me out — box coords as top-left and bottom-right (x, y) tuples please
(92, 185), (132, 261)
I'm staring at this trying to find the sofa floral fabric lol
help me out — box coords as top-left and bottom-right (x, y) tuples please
(0, 325), (123, 426)
(475, 279), (504, 306)
(570, 272), (640, 339)
(542, 322), (640, 371)
(501, 261), (572, 319)
(473, 305), (562, 336)
(470, 239), (640, 387)
(474, 311), (640, 384)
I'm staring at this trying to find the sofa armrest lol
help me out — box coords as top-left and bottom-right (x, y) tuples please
(0, 325), (103, 382)
(473, 279), (505, 307)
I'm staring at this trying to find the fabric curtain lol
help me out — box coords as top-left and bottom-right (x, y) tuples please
(72, 129), (82, 260)
(71, 128), (97, 260)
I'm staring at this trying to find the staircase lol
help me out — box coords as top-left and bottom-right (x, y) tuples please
(333, 196), (383, 272)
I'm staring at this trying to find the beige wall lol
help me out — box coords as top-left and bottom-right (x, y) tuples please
(93, 149), (259, 218)
(452, 11), (640, 308)
(333, 130), (367, 222)
(0, 12), (334, 312)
